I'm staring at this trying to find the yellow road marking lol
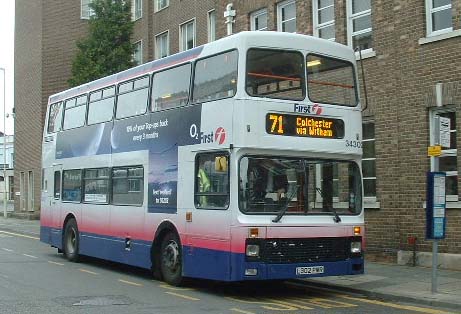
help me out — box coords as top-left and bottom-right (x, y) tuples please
(230, 308), (256, 314)
(22, 253), (38, 259)
(159, 284), (193, 291)
(118, 279), (143, 287)
(0, 230), (39, 240)
(78, 268), (99, 275)
(290, 297), (357, 309)
(226, 297), (298, 311)
(48, 261), (64, 266)
(165, 291), (200, 301)
(264, 298), (314, 310)
(339, 295), (453, 314)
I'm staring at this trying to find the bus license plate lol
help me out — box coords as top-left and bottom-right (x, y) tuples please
(296, 266), (324, 275)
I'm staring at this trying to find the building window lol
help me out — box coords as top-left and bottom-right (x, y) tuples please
(180, 19), (196, 52)
(133, 41), (142, 66)
(425, 0), (452, 36)
(81, 0), (95, 19)
(208, 10), (216, 42)
(132, 0), (142, 20)
(313, 0), (335, 40)
(277, 0), (296, 33)
(154, 0), (169, 12)
(362, 122), (376, 199)
(155, 31), (169, 59)
(250, 8), (268, 31)
(347, 0), (373, 51)
(430, 111), (458, 201)
(28, 171), (34, 211)
(195, 153), (229, 209)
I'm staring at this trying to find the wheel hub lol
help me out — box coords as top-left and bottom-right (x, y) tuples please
(163, 240), (179, 270)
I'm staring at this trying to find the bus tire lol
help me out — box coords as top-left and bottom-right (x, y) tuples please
(63, 218), (80, 262)
(160, 232), (183, 286)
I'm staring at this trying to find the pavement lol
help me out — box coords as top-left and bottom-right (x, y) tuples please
(1, 216), (460, 311)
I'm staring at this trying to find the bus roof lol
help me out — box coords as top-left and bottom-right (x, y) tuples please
(49, 31), (355, 104)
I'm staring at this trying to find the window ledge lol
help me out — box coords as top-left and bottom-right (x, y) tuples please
(422, 201), (461, 209)
(364, 200), (380, 209)
(154, 6), (169, 13)
(418, 29), (461, 45)
(355, 49), (376, 60)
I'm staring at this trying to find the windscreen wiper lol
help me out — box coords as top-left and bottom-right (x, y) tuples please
(272, 188), (298, 223)
(315, 188), (341, 223)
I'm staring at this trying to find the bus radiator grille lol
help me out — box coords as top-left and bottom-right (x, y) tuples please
(261, 237), (351, 264)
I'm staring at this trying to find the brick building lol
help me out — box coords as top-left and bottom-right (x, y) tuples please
(15, 0), (461, 264)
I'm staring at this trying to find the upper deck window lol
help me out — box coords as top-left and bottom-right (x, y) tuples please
(246, 49), (305, 101)
(63, 95), (87, 130)
(152, 64), (191, 111)
(47, 102), (63, 133)
(116, 76), (149, 119)
(192, 50), (238, 104)
(307, 54), (357, 106)
(87, 86), (115, 125)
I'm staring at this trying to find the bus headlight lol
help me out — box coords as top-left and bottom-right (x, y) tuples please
(351, 241), (362, 254)
(246, 244), (260, 257)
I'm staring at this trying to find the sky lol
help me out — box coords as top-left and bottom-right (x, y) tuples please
(0, 0), (15, 135)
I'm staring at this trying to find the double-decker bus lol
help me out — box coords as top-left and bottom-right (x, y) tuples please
(41, 31), (364, 285)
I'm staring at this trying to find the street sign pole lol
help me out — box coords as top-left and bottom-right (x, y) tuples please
(427, 115), (449, 294)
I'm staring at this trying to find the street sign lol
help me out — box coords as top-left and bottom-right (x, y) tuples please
(427, 145), (441, 157)
(426, 172), (446, 240)
(439, 116), (450, 148)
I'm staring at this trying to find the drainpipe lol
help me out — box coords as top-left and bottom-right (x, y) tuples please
(224, 3), (236, 36)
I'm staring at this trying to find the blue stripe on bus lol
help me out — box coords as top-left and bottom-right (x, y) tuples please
(41, 226), (363, 281)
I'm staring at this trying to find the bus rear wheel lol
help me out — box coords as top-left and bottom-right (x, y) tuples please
(160, 232), (183, 286)
(63, 218), (80, 262)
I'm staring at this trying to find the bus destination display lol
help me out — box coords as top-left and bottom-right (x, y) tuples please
(266, 113), (344, 138)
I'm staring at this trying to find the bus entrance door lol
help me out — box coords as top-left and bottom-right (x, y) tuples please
(49, 164), (63, 247)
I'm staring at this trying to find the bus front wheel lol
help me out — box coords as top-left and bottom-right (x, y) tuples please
(63, 218), (80, 262)
(160, 232), (183, 286)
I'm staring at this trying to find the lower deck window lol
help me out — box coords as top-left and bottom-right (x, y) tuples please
(62, 170), (82, 202)
(112, 166), (144, 205)
(83, 168), (109, 203)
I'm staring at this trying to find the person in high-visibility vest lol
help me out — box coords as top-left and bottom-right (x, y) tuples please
(197, 161), (211, 206)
